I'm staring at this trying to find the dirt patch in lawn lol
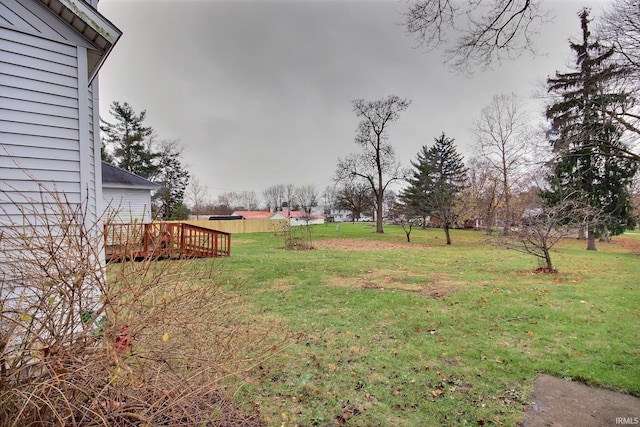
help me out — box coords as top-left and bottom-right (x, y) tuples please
(314, 238), (421, 251)
(327, 269), (461, 298)
(616, 236), (640, 255)
(523, 374), (640, 426)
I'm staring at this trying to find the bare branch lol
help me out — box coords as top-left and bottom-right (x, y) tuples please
(404, 0), (552, 73)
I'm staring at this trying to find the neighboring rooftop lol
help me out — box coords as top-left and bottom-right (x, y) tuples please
(101, 162), (159, 189)
(232, 211), (274, 220)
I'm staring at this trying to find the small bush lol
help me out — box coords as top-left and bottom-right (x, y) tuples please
(275, 220), (314, 250)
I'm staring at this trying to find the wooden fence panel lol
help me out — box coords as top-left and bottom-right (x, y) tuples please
(180, 219), (288, 234)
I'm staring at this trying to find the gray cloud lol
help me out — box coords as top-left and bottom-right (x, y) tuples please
(98, 0), (605, 200)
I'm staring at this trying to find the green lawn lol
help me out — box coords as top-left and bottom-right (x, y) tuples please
(203, 223), (640, 426)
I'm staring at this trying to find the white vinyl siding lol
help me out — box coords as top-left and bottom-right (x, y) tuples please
(87, 79), (98, 216)
(0, 0), (116, 273)
(0, 0), (117, 336)
(103, 187), (154, 224)
(0, 26), (84, 232)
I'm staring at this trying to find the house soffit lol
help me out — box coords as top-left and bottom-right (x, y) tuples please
(36, 0), (121, 83)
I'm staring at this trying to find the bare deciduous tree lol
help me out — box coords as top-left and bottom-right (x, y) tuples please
(404, 0), (552, 72)
(186, 177), (209, 219)
(263, 184), (285, 212)
(389, 199), (419, 242)
(473, 93), (536, 234)
(283, 184), (296, 212)
(295, 184), (318, 215)
(217, 191), (259, 211)
(463, 158), (502, 233)
(334, 180), (374, 222)
(322, 185), (338, 215)
(336, 95), (411, 233)
(498, 195), (590, 272)
(600, 0), (640, 73)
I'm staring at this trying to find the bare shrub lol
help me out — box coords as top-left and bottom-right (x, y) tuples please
(496, 197), (592, 272)
(275, 220), (313, 250)
(0, 186), (283, 425)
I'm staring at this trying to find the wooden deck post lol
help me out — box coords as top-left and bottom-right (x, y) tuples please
(179, 223), (186, 259)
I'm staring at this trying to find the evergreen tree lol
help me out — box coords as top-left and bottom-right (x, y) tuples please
(544, 9), (637, 250)
(169, 202), (191, 221)
(400, 132), (468, 244)
(399, 144), (432, 227)
(101, 101), (157, 179)
(153, 141), (190, 220)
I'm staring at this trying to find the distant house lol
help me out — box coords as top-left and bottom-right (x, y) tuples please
(328, 209), (352, 223)
(272, 210), (326, 226)
(101, 162), (159, 223)
(328, 209), (372, 223)
(0, 0), (121, 252)
(229, 210), (325, 226)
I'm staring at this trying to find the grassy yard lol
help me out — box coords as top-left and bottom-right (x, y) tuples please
(199, 223), (639, 426)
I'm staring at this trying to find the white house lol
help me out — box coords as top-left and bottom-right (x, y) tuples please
(271, 210), (326, 226)
(101, 161), (158, 223)
(227, 210), (326, 226)
(328, 209), (373, 223)
(329, 209), (352, 223)
(0, 0), (121, 244)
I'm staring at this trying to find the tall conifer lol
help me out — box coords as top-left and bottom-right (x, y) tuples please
(101, 101), (157, 179)
(544, 9), (637, 250)
(400, 133), (467, 244)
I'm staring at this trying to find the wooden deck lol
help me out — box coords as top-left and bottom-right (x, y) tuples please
(104, 222), (231, 262)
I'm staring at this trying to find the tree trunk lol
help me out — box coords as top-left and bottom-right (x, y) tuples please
(485, 207), (495, 235)
(544, 250), (554, 272)
(375, 184), (384, 233)
(376, 199), (384, 233)
(444, 225), (452, 245)
(503, 172), (511, 235)
(400, 223), (412, 242)
(586, 227), (597, 251)
(578, 225), (586, 240)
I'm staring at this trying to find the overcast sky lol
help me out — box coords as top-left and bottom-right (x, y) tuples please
(97, 0), (607, 203)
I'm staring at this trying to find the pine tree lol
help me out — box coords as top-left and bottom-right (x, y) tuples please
(399, 145), (432, 226)
(400, 132), (468, 244)
(153, 141), (190, 220)
(101, 101), (157, 179)
(544, 9), (637, 250)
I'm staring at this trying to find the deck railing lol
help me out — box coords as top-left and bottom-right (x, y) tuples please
(104, 222), (231, 262)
